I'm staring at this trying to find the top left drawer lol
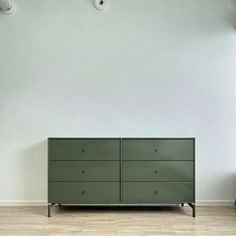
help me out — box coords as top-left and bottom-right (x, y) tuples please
(48, 139), (120, 161)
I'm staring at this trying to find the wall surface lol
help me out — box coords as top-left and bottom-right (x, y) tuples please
(0, 0), (236, 205)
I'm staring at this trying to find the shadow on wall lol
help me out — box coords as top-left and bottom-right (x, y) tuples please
(196, 172), (236, 202)
(22, 140), (47, 202)
(221, 174), (236, 200)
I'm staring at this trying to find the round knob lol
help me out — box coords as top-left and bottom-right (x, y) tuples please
(81, 149), (85, 152)
(82, 170), (86, 174)
(81, 191), (86, 195)
(154, 190), (158, 194)
(154, 148), (158, 152)
(154, 170), (158, 174)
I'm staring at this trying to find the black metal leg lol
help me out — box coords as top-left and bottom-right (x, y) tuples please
(188, 203), (196, 218)
(59, 203), (61, 207)
(48, 203), (55, 217)
(193, 204), (196, 217)
(48, 204), (51, 217)
(181, 203), (184, 207)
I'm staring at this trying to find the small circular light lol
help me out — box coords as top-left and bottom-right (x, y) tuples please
(0, 0), (16, 15)
(94, 0), (108, 10)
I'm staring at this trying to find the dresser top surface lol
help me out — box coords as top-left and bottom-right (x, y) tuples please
(48, 137), (195, 140)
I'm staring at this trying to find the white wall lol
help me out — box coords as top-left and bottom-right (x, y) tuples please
(0, 0), (236, 205)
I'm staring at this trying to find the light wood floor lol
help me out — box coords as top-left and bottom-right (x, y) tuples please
(0, 206), (235, 235)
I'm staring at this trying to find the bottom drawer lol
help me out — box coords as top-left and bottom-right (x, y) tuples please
(122, 182), (194, 203)
(49, 182), (119, 203)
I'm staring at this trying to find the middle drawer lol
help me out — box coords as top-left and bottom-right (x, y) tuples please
(123, 161), (193, 182)
(49, 161), (119, 181)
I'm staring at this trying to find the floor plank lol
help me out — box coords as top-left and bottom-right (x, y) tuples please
(0, 206), (235, 235)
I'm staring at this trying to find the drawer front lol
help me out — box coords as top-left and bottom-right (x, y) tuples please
(49, 161), (119, 181)
(49, 182), (119, 203)
(49, 139), (120, 160)
(123, 161), (193, 182)
(123, 139), (193, 160)
(122, 182), (194, 203)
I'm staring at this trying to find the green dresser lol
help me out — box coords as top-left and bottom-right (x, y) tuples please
(48, 138), (195, 217)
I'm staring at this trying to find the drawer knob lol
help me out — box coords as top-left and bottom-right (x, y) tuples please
(154, 190), (158, 194)
(81, 191), (86, 195)
(154, 170), (158, 174)
(154, 148), (158, 152)
(81, 149), (86, 152)
(82, 170), (86, 174)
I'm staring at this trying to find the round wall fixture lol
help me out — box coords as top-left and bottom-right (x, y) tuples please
(94, 0), (109, 11)
(0, 0), (15, 15)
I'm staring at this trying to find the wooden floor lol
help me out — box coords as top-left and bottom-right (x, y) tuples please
(0, 206), (235, 235)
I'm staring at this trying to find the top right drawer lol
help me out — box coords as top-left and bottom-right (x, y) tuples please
(122, 139), (194, 161)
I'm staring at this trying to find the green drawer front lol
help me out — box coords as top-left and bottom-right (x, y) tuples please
(122, 182), (194, 203)
(49, 139), (120, 160)
(49, 161), (119, 181)
(123, 161), (193, 182)
(123, 139), (193, 160)
(49, 182), (119, 203)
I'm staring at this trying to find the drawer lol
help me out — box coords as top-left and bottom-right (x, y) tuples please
(49, 161), (119, 181)
(49, 139), (120, 160)
(48, 182), (119, 203)
(123, 139), (193, 160)
(122, 182), (194, 203)
(123, 161), (193, 182)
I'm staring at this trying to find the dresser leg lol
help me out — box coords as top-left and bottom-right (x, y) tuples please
(192, 204), (196, 217)
(181, 203), (184, 207)
(188, 203), (196, 217)
(48, 203), (55, 217)
(48, 204), (51, 217)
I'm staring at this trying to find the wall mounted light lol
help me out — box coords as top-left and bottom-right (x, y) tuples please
(94, 0), (109, 11)
(0, 0), (15, 15)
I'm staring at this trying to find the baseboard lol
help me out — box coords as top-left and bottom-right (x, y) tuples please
(0, 200), (47, 206)
(0, 200), (234, 207)
(196, 200), (234, 206)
